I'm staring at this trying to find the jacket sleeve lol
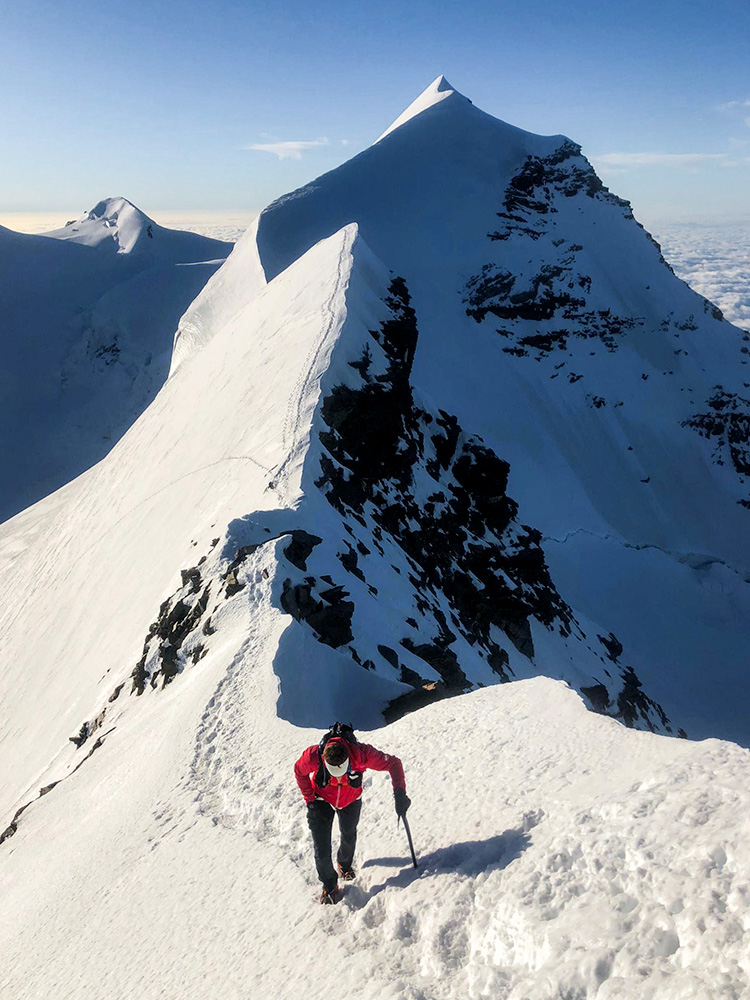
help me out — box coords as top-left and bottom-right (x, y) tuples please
(358, 743), (406, 791)
(294, 746), (319, 803)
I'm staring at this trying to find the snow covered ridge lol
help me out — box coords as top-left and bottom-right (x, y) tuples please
(374, 72), (458, 143)
(0, 201), (232, 521)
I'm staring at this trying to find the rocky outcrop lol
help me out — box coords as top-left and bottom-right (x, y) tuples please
(683, 387), (750, 507)
(463, 141), (649, 360)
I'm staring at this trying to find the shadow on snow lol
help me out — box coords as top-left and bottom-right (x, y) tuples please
(353, 825), (531, 903)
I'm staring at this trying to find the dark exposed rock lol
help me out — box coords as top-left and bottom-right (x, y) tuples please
(180, 566), (202, 593)
(683, 388), (750, 503)
(581, 682), (611, 714)
(283, 530), (323, 571)
(338, 543), (366, 582)
(69, 723), (91, 749)
(69, 707), (107, 749)
(487, 647), (512, 680)
(1, 805), (27, 845)
(348, 343), (373, 380)
(304, 272), (664, 728)
(598, 632), (623, 662)
(108, 683), (124, 703)
(400, 639), (470, 690)
(131, 577), (212, 693)
(399, 664), (423, 687)
(617, 666), (672, 733)
(224, 571), (244, 598)
(464, 140), (661, 362)
(383, 681), (455, 724)
(702, 298), (724, 320)
(280, 578), (354, 648)
(377, 644), (400, 669)
(191, 643), (207, 664)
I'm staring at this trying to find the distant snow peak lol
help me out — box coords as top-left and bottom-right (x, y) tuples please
(0, 199), (233, 520)
(85, 196), (146, 223)
(45, 195), (157, 255)
(42, 195), (232, 264)
(376, 73), (462, 143)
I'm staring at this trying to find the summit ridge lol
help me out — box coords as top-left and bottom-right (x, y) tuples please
(375, 73), (459, 142)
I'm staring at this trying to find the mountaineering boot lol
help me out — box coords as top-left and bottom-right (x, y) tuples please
(337, 862), (356, 882)
(320, 884), (342, 904)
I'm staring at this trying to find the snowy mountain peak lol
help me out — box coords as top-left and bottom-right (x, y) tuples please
(0, 199), (234, 521)
(432, 73), (453, 91)
(85, 196), (150, 224)
(376, 73), (463, 142)
(43, 196), (156, 254)
(41, 196), (232, 264)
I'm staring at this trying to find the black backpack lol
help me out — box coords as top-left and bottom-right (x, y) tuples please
(315, 722), (362, 788)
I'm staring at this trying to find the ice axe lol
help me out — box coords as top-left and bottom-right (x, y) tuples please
(398, 813), (418, 868)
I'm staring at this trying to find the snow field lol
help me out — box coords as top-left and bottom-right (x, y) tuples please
(2, 600), (749, 1000)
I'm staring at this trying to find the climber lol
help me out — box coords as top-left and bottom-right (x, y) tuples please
(294, 722), (410, 904)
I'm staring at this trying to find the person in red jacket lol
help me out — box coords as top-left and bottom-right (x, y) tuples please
(294, 725), (410, 904)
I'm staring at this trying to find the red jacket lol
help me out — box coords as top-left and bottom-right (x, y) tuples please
(294, 737), (405, 810)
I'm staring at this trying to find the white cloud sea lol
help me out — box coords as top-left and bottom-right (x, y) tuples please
(652, 222), (750, 330)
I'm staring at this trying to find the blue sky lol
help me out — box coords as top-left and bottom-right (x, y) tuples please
(1, 0), (749, 225)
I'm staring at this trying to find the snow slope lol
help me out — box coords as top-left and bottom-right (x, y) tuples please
(2, 666), (749, 1000)
(0, 204), (232, 521)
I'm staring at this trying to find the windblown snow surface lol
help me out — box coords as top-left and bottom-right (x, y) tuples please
(0, 199), (232, 521)
(2, 79), (750, 999)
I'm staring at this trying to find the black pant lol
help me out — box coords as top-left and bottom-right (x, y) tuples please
(307, 798), (362, 891)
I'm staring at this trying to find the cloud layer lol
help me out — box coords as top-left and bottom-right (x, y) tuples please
(654, 222), (750, 328)
(245, 138), (330, 160)
(592, 152), (747, 169)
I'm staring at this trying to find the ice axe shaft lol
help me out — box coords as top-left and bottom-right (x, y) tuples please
(400, 813), (418, 868)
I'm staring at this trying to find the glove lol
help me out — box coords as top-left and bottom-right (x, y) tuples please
(394, 788), (411, 818)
